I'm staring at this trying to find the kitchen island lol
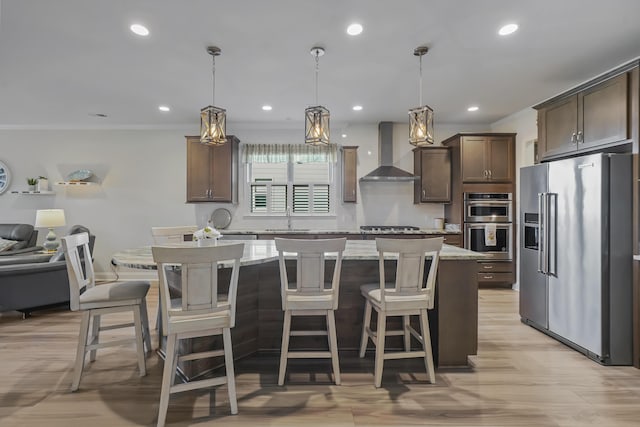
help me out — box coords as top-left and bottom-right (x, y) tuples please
(112, 239), (484, 377)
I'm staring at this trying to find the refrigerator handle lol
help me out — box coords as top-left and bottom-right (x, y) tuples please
(546, 193), (557, 277)
(537, 192), (546, 274)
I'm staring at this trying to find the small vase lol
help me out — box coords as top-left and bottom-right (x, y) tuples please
(37, 178), (49, 192)
(28, 184), (36, 192)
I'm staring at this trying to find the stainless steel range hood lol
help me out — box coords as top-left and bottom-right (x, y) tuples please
(359, 122), (418, 182)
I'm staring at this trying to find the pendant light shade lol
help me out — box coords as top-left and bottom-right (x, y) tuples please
(305, 47), (330, 145)
(409, 46), (434, 146)
(200, 46), (227, 146)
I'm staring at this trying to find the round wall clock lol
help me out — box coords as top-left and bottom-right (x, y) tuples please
(0, 160), (10, 194)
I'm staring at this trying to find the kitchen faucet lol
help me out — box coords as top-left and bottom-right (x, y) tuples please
(286, 205), (292, 231)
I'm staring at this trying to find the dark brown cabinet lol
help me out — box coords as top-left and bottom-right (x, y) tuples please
(458, 135), (514, 182)
(413, 147), (451, 203)
(342, 146), (358, 203)
(186, 135), (239, 203)
(536, 71), (630, 160)
(443, 132), (517, 287)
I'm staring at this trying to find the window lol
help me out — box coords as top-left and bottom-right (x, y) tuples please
(244, 144), (337, 216)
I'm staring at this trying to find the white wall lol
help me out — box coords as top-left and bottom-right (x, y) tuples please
(491, 107), (538, 289)
(0, 121), (489, 279)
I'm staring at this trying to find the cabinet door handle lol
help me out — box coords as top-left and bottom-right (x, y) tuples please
(483, 265), (494, 269)
(571, 132), (577, 144)
(577, 131), (583, 143)
(483, 170), (487, 178)
(488, 170), (492, 179)
(422, 189), (426, 197)
(352, 189), (355, 196)
(482, 275), (494, 279)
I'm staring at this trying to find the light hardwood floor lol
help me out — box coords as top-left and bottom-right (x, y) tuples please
(1, 287), (640, 426)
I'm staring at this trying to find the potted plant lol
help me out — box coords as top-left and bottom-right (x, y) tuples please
(37, 176), (49, 192)
(26, 177), (37, 192)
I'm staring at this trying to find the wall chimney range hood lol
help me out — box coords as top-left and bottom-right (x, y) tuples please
(359, 122), (418, 182)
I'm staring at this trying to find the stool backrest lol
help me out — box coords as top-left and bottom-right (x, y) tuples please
(152, 243), (244, 332)
(375, 237), (443, 309)
(274, 238), (346, 310)
(61, 232), (95, 311)
(151, 226), (198, 244)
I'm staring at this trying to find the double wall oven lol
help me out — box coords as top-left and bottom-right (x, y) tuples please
(464, 192), (513, 260)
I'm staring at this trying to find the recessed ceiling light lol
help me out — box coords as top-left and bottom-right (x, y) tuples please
(158, 105), (170, 112)
(347, 23), (363, 36)
(352, 105), (363, 111)
(467, 106), (479, 112)
(89, 113), (108, 118)
(130, 24), (149, 36)
(262, 105), (273, 111)
(341, 134), (347, 138)
(498, 23), (518, 36)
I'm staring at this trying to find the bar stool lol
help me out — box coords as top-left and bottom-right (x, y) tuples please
(152, 243), (244, 427)
(359, 237), (443, 388)
(151, 225), (198, 244)
(274, 237), (346, 386)
(61, 232), (151, 392)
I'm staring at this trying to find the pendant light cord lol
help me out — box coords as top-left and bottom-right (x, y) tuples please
(211, 54), (216, 105)
(418, 54), (423, 106)
(314, 50), (320, 105)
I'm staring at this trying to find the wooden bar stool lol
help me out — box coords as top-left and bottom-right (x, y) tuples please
(274, 237), (346, 386)
(359, 237), (443, 388)
(152, 243), (244, 427)
(151, 225), (198, 244)
(62, 232), (151, 392)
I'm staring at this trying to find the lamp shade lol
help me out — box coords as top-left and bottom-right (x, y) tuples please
(35, 209), (66, 228)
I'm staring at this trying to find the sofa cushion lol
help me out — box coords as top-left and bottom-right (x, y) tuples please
(0, 238), (18, 252)
(0, 224), (37, 250)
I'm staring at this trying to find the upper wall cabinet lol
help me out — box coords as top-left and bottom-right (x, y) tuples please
(442, 134), (515, 183)
(413, 147), (451, 203)
(536, 67), (634, 161)
(342, 146), (358, 203)
(186, 135), (239, 203)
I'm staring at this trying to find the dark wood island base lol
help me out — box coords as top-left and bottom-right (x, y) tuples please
(183, 258), (478, 379)
(112, 240), (482, 379)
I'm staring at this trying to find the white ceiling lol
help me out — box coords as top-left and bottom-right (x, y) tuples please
(1, 0), (640, 130)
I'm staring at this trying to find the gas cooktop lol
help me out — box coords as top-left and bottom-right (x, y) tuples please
(360, 225), (420, 231)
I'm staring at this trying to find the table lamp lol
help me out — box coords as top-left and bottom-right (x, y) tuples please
(35, 209), (66, 252)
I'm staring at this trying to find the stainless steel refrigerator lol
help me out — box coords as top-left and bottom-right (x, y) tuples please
(519, 152), (632, 365)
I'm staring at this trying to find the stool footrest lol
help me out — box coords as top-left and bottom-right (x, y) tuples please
(290, 330), (328, 336)
(287, 351), (332, 358)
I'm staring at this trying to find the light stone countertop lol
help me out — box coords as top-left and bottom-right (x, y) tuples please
(111, 239), (485, 270)
(221, 228), (461, 235)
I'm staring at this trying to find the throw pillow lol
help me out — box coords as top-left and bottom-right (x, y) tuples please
(0, 238), (18, 252)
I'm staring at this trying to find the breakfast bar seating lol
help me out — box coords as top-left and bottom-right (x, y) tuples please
(152, 243), (245, 427)
(359, 237), (443, 387)
(112, 239), (483, 382)
(274, 237), (347, 385)
(63, 232), (151, 392)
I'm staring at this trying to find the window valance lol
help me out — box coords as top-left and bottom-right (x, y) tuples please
(242, 143), (338, 163)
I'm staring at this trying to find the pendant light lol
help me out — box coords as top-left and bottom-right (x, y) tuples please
(305, 47), (330, 145)
(408, 46), (434, 146)
(200, 46), (227, 146)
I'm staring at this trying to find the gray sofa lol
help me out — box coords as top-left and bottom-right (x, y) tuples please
(0, 224), (41, 256)
(0, 225), (95, 316)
